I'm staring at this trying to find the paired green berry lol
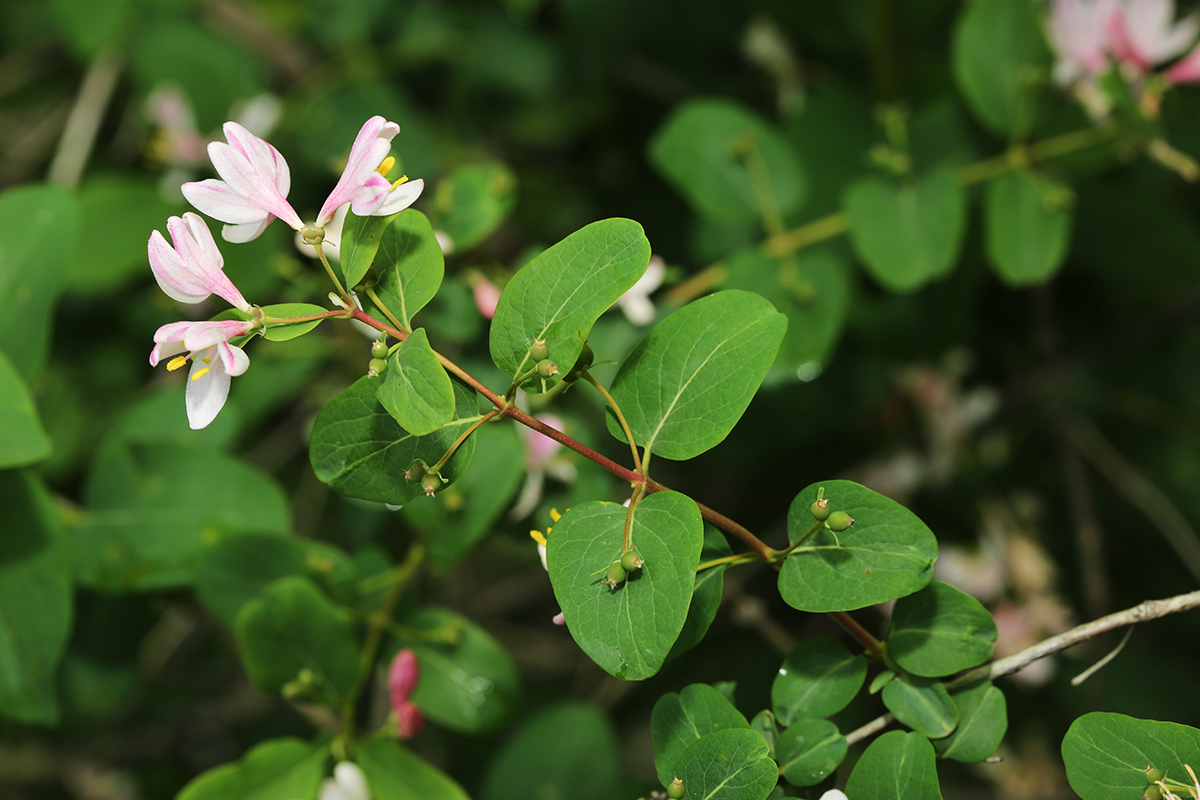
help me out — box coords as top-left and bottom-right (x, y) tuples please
(620, 550), (644, 571)
(565, 342), (594, 382)
(810, 497), (831, 521)
(530, 338), (550, 361)
(1144, 766), (1165, 784)
(536, 358), (560, 378)
(368, 357), (388, 377)
(667, 777), (686, 799)
(826, 511), (855, 532)
(371, 340), (389, 359)
(605, 561), (627, 589)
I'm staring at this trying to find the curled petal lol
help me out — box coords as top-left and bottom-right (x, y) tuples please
(185, 346), (236, 430)
(181, 319), (254, 353)
(316, 116), (401, 226)
(374, 178), (424, 217)
(1167, 40), (1200, 80)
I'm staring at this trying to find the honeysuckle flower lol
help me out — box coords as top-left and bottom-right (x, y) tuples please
(818, 791), (848, 800)
(388, 649), (420, 709)
(183, 115), (424, 245)
(1047, 0), (1118, 85)
(616, 255), (667, 326)
(319, 762), (370, 800)
(1165, 38), (1200, 81)
(511, 416), (576, 519)
(1106, 0), (1199, 73)
(148, 213), (251, 311)
(149, 322), (252, 429)
(529, 508), (560, 570)
(468, 272), (501, 319)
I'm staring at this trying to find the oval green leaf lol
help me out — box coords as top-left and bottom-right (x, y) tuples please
(489, 217), (651, 392)
(309, 375), (477, 505)
(772, 636), (868, 725)
(778, 481), (937, 612)
(546, 492), (703, 680)
(606, 290), (787, 461)
(932, 680), (1007, 763)
(676, 727), (778, 800)
(358, 738), (470, 800)
(428, 162), (517, 251)
(377, 328), (455, 435)
(261, 303), (328, 341)
(887, 581), (997, 677)
(652, 683), (750, 787)
(843, 166), (966, 293)
(984, 170), (1073, 286)
(881, 674), (958, 739)
(369, 208), (445, 330)
(0, 351), (50, 468)
(667, 525), (733, 661)
(776, 719), (847, 788)
(176, 737), (326, 800)
(341, 208), (400, 289)
(1063, 713), (1200, 800)
(845, 730), (943, 800)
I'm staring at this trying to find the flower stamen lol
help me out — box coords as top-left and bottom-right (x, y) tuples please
(191, 367), (211, 381)
(377, 156), (396, 177)
(167, 355), (188, 372)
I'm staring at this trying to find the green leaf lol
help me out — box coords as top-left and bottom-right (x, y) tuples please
(952, 0), (1051, 135)
(71, 443), (291, 591)
(66, 175), (173, 293)
(235, 575), (360, 698)
(887, 581), (997, 677)
(391, 607), (519, 734)
(778, 481), (938, 612)
(772, 636), (868, 725)
(369, 209), (445, 330)
(309, 375), (478, 505)
(403, 423), (524, 565)
(606, 290), (787, 461)
(489, 218), (650, 392)
(932, 681), (1007, 763)
(676, 728), (778, 800)
(881, 674), (958, 739)
(0, 183), (79, 381)
(341, 209), (400, 289)
(357, 739), (470, 800)
(195, 534), (355, 630)
(723, 246), (852, 376)
(0, 351), (51, 468)
(428, 162), (517, 251)
(480, 704), (620, 800)
(176, 737), (326, 800)
(649, 98), (805, 224)
(984, 170), (1074, 286)
(652, 683), (751, 787)
(0, 471), (72, 725)
(1063, 713), (1200, 800)
(260, 303), (328, 342)
(776, 719), (846, 788)
(546, 492), (704, 680)
(845, 730), (943, 800)
(843, 166), (967, 293)
(48, 0), (133, 57)
(667, 525), (733, 660)
(376, 328), (455, 435)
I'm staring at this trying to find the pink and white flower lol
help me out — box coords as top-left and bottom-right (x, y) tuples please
(182, 116), (424, 244)
(1047, 0), (1118, 85)
(1106, 0), (1199, 72)
(147, 213), (256, 429)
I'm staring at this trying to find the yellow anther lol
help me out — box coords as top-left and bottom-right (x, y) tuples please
(391, 175), (409, 190)
(191, 367), (211, 381)
(167, 356), (188, 372)
(377, 156), (396, 177)
(201, 356), (212, 365)
(530, 530), (547, 547)
(550, 508), (562, 522)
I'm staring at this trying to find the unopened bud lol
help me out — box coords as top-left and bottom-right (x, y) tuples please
(389, 649), (420, 708)
(536, 358), (559, 378)
(826, 511), (854, 532)
(396, 701), (424, 739)
(667, 777), (686, 799)
(530, 338), (550, 361)
(605, 561), (627, 589)
(620, 551), (644, 571)
(810, 497), (831, 521)
(301, 224), (325, 245)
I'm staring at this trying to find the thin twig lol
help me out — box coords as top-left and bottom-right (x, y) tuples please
(47, 48), (121, 188)
(845, 588), (1200, 746)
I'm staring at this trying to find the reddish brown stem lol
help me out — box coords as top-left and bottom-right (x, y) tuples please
(829, 610), (884, 655)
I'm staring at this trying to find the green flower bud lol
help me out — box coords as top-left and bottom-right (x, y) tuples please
(1144, 766), (1165, 784)
(536, 358), (560, 378)
(667, 777), (685, 799)
(530, 338), (550, 361)
(368, 357), (388, 377)
(605, 561), (627, 589)
(371, 340), (389, 359)
(620, 551), (644, 571)
(826, 511), (854, 532)
(810, 497), (831, 521)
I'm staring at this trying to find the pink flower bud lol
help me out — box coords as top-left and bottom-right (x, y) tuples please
(396, 701), (424, 739)
(388, 649), (420, 709)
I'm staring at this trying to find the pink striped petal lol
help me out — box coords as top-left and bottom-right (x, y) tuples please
(316, 116), (401, 226)
(374, 178), (425, 216)
(1167, 41), (1200, 80)
(148, 214), (250, 311)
